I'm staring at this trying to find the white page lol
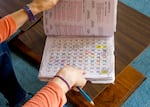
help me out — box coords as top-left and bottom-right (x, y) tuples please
(43, 0), (116, 36)
(38, 36), (115, 83)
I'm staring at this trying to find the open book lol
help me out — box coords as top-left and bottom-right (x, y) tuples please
(38, 0), (118, 84)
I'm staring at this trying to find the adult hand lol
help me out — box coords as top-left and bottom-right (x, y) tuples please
(52, 65), (87, 93)
(29, 0), (60, 14)
(10, 0), (60, 30)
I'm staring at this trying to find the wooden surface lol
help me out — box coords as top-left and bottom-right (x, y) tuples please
(115, 3), (150, 74)
(93, 65), (145, 107)
(1, 1), (150, 106)
(67, 65), (146, 107)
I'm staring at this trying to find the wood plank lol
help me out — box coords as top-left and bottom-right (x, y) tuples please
(8, 38), (42, 65)
(93, 65), (145, 107)
(67, 65), (146, 107)
(114, 2), (150, 74)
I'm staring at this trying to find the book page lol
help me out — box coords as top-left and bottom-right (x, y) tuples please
(43, 0), (116, 36)
(39, 36), (115, 83)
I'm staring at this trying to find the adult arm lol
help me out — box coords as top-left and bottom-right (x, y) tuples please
(10, 0), (59, 29)
(23, 81), (67, 107)
(0, 0), (59, 43)
(0, 16), (17, 42)
(23, 65), (87, 107)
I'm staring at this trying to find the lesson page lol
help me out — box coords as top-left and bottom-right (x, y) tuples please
(39, 36), (115, 83)
(43, 0), (116, 36)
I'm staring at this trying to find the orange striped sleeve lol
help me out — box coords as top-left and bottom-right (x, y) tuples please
(23, 81), (67, 107)
(0, 15), (17, 43)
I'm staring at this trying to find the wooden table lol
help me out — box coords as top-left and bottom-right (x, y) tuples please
(1, 1), (150, 106)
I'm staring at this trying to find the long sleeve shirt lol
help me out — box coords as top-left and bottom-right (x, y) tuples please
(0, 15), (67, 107)
(23, 81), (67, 107)
(0, 16), (16, 43)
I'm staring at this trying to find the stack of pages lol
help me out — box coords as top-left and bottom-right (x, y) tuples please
(38, 0), (118, 84)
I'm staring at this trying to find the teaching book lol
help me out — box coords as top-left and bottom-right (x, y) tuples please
(38, 0), (118, 84)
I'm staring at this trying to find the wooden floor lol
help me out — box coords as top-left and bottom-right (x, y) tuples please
(0, 1), (150, 106)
